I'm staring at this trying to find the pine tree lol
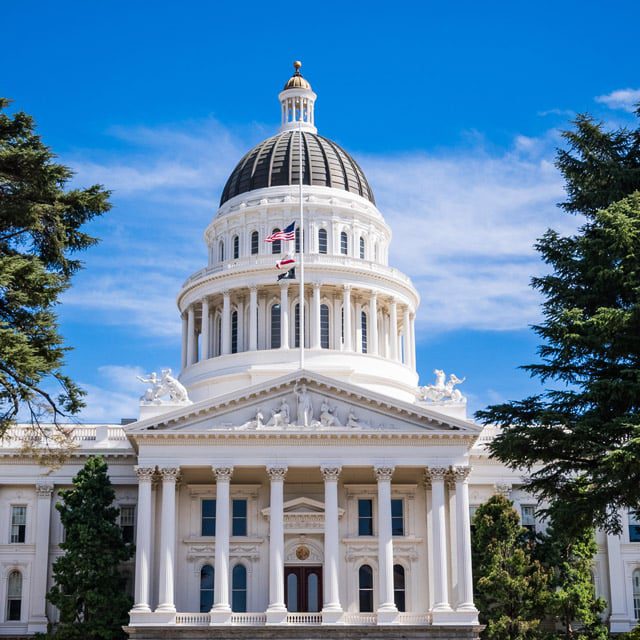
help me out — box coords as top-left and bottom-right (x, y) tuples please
(477, 109), (640, 535)
(45, 456), (133, 640)
(537, 524), (607, 640)
(472, 495), (549, 640)
(0, 98), (110, 448)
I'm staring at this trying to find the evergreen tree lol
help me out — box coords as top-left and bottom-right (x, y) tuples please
(537, 524), (607, 640)
(477, 109), (640, 535)
(0, 98), (110, 444)
(472, 495), (549, 640)
(45, 456), (133, 640)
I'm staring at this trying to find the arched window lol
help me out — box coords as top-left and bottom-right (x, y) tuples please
(340, 231), (348, 255)
(218, 240), (225, 262)
(200, 564), (214, 613)
(359, 236), (365, 259)
(6, 570), (22, 621)
(232, 564), (247, 612)
(251, 231), (259, 255)
(361, 311), (368, 354)
(271, 228), (282, 254)
(320, 304), (330, 349)
(294, 304), (307, 348)
(232, 235), (239, 260)
(634, 569), (640, 619)
(318, 228), (328, 254)
(271, 304), (281, 349)
(358, 564), (374, 612)
(393, 564), (406, 612)
(231, 310), (238, 354)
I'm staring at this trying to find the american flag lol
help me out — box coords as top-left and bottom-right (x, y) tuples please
(265, 221), (296, 243)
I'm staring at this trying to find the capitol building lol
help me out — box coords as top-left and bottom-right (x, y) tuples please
(1, 63), (640, 639)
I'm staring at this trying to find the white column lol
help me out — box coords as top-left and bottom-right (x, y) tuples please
(355, 300), (363, 353)
(321, 466), (342, 622)
(156, 467), (179, 613)
(342, 285), (352, 351)
(312, 283), (321, 349)
(333, 294), (342, 350)
(211, 467), (233, 623)
(181, 313), (188, 369)
(402, 307), (411, 365)
(607, 515), (629, 632)
(237, 298), (245, 352)
(201, 298), (210, 361)
(187, 305), (196, 366)
(374, 466), (397, 623)
(249, 286), (258, 351)
(132, 468), (155, 613)
(409, 312), (416, 368)
(27, 483), (53, 632)
(454, 467), (477, 615)
(369, 294), (378, 356)
(221, 291), (231, 355)
(429, 467), (452, 614)
(280, 282), (289, 350)
(266, 466), (288, 624)
(389, 300), (398, 361)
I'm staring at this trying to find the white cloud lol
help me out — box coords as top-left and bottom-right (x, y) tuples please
(595, 88), (640, 113)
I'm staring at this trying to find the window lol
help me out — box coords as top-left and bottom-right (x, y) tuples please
(215, 316), (222, 357)
(521, 505), (536, 535)
(358, 565), (374, 612)
(271, 228), (281, 254)
(231, 310), (238, 354)
(218, 240), (225, 262)
(361, 311), (368, 354)
(391, 499), (404, 536)
(232, 499), (247, 536)
(634, 569), (640, 619)
(358, 499), (373, 536)
(232, 565), (247, 612)
(251, 231), (259, 255)
(202, 499), (216, 536)
(294, 304), (306, 348)
(10, 506), (26, 543)
(393, 565), (406, 612)
(119, 505), (136, 544)
(359, 236), (365, 259)
(200, 565), (214, 612)
(232, 235), (239, 259)
(6, 571), (22, 621)
(318, 228), (327, 254)
(320, 304), (330, 349)
(340, 231), (348, 255)
(630, 510), (640, 542)
(295, 227), (303, 253)
(271, 304), (281, 349)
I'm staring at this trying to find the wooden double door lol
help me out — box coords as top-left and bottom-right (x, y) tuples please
(285, 566), (322, 612)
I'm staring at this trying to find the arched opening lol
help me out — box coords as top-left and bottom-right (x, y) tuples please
(320, 304), (330, 349)
(251, 231), (259, 255)
(218, 240), (225, 262)
(270, 304), (281, 349)
(6, 570), (22, 621)
(358, 564), (374, 612)
(232, 235), (239, 260)
(359, 236), (365, 259)
(200, 564), (214, 613)
(393, 564), (406, 612)
(340, 231), (348, 255)
(232, 565), (247, 612)
(318, 228), (328, 254)
(271, 228), (282, 254)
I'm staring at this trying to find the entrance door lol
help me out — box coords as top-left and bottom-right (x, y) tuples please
(285, 566), (322, 612)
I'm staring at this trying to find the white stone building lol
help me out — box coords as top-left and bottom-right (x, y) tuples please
(1, 63), (639, 639)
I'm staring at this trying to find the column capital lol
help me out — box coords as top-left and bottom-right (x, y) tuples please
(222, 289), (230, 299)
(213, 466), (234, 481)
(313, 281), (321, 290)
(370, 291), (377, 301)
(35, 483), (54, 497)
(453, 466), (472, 482)
(374, 466), (394, 482)
(321, 466), (341, 481)
(159, 467), (180, 481)
(135, 466), (156, 482)
(279, 280), (289, 290)
(267, 465), (288, 481)
(249, 283), (258, 292)
(343, 284), (352, 293)
(428, 466), (449, 481)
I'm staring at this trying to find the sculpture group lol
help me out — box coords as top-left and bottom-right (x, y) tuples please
(138, 369), (190, 404)
(417, 369), (466, 403)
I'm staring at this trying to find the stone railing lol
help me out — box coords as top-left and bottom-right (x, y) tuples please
(286, 612), (322, 625)
(1, 424), (130, 449)
(342, 612), (377, 625)
(175, 612), (210, 625)
(231, 612), (267, 625)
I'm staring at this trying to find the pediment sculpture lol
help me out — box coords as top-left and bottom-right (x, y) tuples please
(138, 368), (191, 405)
(417, 369), (466, 404)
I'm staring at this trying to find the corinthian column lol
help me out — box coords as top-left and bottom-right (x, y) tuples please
(156, 467), (179, 613)
(389, 300), (398, 361)
(187, 305), (196, 366)
(211, 467), (233, 623)
(369, 294), (378, 356)
(321, 466), (342, 622)
(453, 467), (477, 615)
(375, 466), (398, 623)
(266, 466), (288, 624)
(221, 291), (231, 355)
(312, 283), (321, 349)
(429, 467), (452, 615)
(201, 298), (210, 360)
(132, 467), (155, 613)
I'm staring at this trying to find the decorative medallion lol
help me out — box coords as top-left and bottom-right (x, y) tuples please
(296, 545), (310, 561)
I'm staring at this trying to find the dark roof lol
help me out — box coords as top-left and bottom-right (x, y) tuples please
(220, 130), (375, 206)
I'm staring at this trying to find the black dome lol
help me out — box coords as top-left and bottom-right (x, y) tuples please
(220, 130), (375, 206)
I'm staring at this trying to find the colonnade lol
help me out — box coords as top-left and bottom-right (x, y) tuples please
(131, 465), (474, 622)
(181, 284), (416, 370)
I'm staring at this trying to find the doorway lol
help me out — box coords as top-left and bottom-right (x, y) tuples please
(285, 566), (322, 612)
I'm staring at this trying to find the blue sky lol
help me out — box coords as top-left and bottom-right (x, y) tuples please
(4, 1), (640, 422)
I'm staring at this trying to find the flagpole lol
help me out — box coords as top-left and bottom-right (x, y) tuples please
(298, 121), (304, 370)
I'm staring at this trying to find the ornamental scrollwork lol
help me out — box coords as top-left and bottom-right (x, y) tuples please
(321, 466), (341, 481)
(374, 466), (394, 482)
(267, 466), (288, 481)
(213, 467), (234, 481)
(135, 466), (156, 481)
(427, 466), (449, 481)
(159, 467), (180, 481)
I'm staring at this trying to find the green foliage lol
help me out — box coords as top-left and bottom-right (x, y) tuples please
(620, 626), (640, 640)
(44, 456), (133, 640)
(0, 97), (110, 446)
(477, 108), (640, 536)
(537, 524), (607, 640)
(472, 495), (549, 640)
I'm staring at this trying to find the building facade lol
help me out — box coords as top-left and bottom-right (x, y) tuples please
(1, 63), (640, 639)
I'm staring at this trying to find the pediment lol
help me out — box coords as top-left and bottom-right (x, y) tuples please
(126, 370), (481, 438)
(262, 497), (344, 518)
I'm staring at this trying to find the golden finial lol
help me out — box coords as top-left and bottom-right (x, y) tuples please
(293, 60), (302, 73)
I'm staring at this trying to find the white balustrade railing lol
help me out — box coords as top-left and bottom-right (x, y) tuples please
(397, 612), (432, 625)
(342, 612), (377, 625)
(286, 612), (322, 624)
(175, 612), (210, 625)
(1, 424), (129, 448)
(231, 612), (267, 625)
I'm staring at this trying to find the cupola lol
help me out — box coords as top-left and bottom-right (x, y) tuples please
(278, 61), (317, 133)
